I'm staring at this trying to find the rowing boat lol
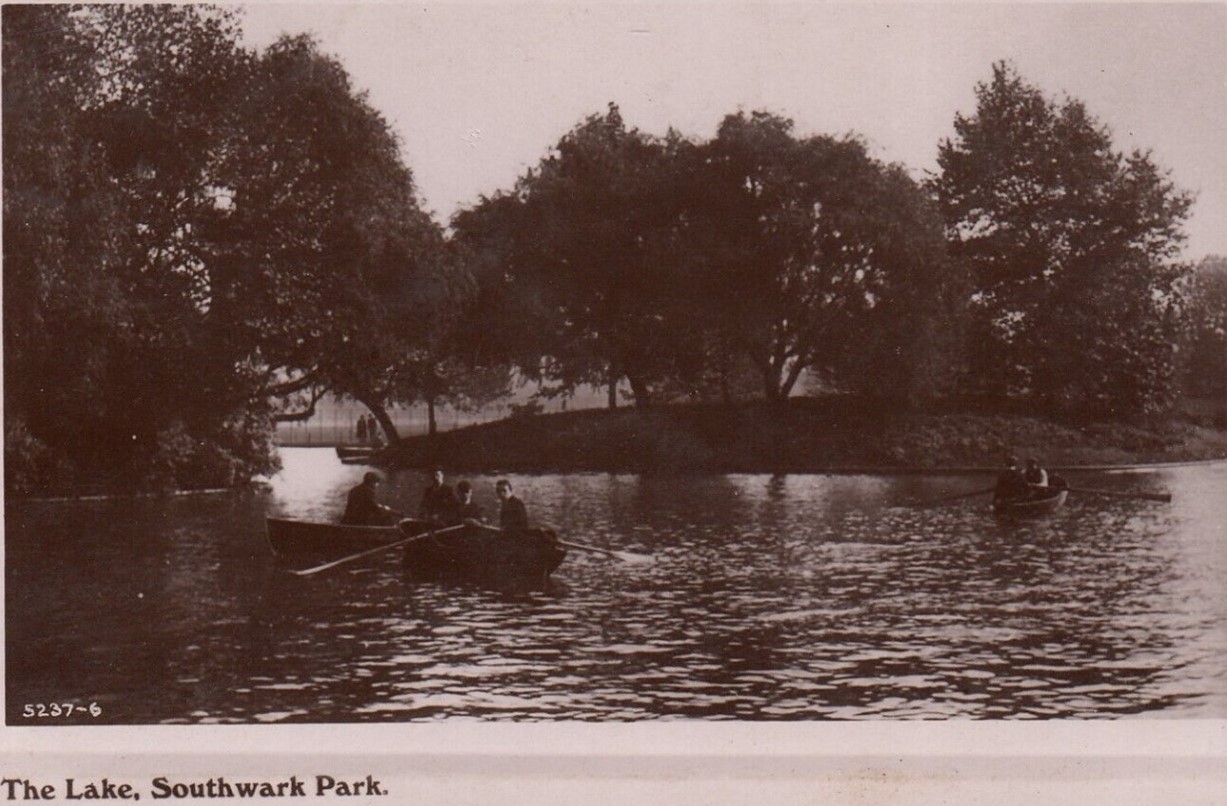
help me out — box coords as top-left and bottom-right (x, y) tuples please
(264, 517), (567, 580)
(992, 486), (1069, 517)
(399, 519), (566, 581)
(335, 446), (379, 460)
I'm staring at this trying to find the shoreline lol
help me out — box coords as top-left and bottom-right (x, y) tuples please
(11, 405), (1227, 501)
(376, 403), (1227, 476)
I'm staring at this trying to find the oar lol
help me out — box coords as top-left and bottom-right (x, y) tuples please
(912, 486), (997, 507)
(290, 523), (464, 577)
(475, 523), (652, 565)
(1068, 487), (1172, 503)
(556, 538), (653, 564)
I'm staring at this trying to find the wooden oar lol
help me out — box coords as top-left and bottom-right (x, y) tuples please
(912, 486), (997, 507)
(475, 523), (651, 565)
(1068, 487), (1172, 503)
(556, 538), (652, 564)
(290, 523), (464, 577)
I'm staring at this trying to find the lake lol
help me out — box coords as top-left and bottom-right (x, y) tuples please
(6, 449), (1226, 722)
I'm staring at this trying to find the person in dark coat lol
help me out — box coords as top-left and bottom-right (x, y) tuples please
(495, 478), (529, 532)
(994, 455), (1028, 503)
(418, 468), (458, 524)
(341, 472), (400, 526)
(454, 480), (483, 525)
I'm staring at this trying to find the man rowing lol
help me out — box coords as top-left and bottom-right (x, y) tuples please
(341, 471), (401, 526)
(454, 480), (484, 525)
(994, 455), (1028, 503)
(418, 468), (458, 524)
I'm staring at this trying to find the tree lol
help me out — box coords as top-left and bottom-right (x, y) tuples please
(1182, 256), (1227, 399)
(689, 111), (960, 403)
(224, 35), (447, 444)
(3, 4), (271, 491)
(932, 61), (1193, 415)
(452, 104), (703, 409)
(3, 6), (442, 491)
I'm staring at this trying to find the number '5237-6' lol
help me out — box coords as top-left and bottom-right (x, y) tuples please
(22, 702), (101, 718)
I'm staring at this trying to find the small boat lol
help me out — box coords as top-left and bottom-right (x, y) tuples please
(993, 485), (1069, 517)
(264, 517), (566, 581)
(335, 446), (379, 460)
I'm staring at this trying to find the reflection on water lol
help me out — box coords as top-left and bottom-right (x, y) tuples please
(6, 449), (1226, 722)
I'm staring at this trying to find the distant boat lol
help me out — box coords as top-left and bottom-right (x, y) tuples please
(336, 446), (379, 460)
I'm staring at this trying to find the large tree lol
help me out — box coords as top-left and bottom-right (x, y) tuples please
(453, 104), (703, 409)
(689, 111), (960, 403)
(3, 6), (440, 492)
(932, 61), (1193, 415)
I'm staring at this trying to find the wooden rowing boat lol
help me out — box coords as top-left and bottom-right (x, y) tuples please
(264, 517), (567, 580)
(335, 446), (379, 460)
(992, 486), (1068, 517)
(399, 519), (566, 581)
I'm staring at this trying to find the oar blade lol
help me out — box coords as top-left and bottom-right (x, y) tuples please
(1069, 486), (1172, 504)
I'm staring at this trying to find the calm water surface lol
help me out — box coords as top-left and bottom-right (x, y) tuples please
(7, 449), (1226, 722)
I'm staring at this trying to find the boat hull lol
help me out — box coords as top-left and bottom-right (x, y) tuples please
(266, 517), (401, 556)
(993, 488), (1068, 517)
(264, 517), (566, 580)
(399, 520), (566, 581)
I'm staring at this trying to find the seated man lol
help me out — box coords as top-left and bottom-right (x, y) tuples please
(1024, 457), (1049, 488)
(341, 472), (400, 526)
(454, 480), (483, 525)
(994, 455), (1027, 503)
(418, 468), (458, 524)
(495, 478), (529, 533)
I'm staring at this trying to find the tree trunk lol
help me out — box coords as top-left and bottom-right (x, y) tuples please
(607, 360), (618, 410)
(426, 397), (438, 436)
(358, 399), (400, 445)
(628, 374), (652, 409)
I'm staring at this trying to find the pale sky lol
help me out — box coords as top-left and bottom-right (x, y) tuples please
(240, 3), (1227, 260)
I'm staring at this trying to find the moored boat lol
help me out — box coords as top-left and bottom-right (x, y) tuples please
(335, 446), (379, 460)
(264, 517), (567, 581)
(992, 485), (1069, 517)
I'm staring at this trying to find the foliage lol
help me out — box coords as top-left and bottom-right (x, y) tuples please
(1181, 256), (1227, 399)
(453, 104), (703, 408)
(932, 61), (1193, 416)
(689, 111), (962, 403)
(2, 5), (440, 492)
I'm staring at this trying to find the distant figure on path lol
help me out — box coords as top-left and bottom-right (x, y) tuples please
(356, 414), (368, 445)
(341, 471), (400, 526)
(1024, 457), (1049, 488)
(994, 455), (1027, 503)
(454, 480), (484, 525)
(418, 468), (458, 524)
(495, 478), (529, 533)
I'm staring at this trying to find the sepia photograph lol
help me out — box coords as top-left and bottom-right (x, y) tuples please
(3, 1), (1226, 776)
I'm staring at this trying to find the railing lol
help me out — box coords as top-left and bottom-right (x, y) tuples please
(274, 406), (510, 447)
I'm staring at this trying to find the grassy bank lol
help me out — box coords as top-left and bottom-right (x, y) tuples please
(381, 399), (1227, 473)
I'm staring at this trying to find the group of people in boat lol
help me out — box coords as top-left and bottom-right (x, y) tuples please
(994, 455), (1066, 503)
(342, 467), (531, 531)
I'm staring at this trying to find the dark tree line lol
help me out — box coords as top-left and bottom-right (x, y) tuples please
(453, 105), (964, 409)
(3, 4), (1212, 498)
